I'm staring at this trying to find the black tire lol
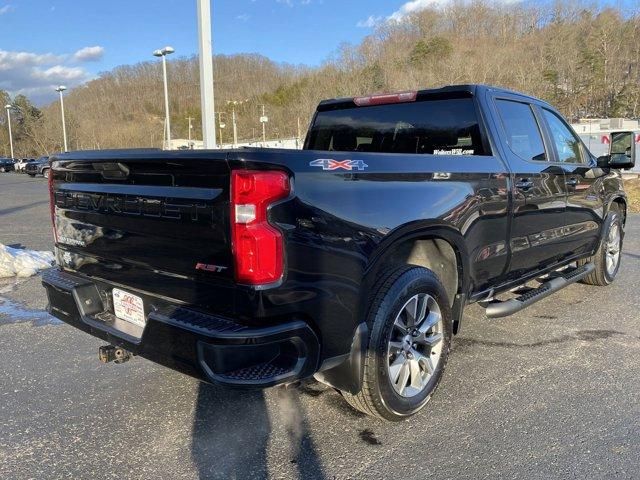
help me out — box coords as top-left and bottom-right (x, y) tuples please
(342, 266), (452, 421)
(28, 173), (35, 177)
(578, 211), (623, 286)
(42, 168), (50, 179)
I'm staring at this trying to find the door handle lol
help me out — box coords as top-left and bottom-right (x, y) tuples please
(565, 177), (578, 187)
(515, 178), (534, 190)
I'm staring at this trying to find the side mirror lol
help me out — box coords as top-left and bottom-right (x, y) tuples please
(597, 131), (636, 169)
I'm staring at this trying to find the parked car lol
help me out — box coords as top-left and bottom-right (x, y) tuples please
(0, 157), (16, 172)
(42, 84), (634, 420)
(24, 156), (50, 177)
(15, 158), (36, 172)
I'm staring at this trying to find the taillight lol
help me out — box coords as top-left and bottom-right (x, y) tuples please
(231, 170), (290, 285)
(48, 169), (58, 243)
(353, 90), (417, 107)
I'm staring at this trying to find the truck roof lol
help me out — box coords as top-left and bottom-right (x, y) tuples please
(316, 84), (544, 111)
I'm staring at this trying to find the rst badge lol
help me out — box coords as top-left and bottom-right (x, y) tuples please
(310, 159), (368, 171)
(195, 263), (228, 273)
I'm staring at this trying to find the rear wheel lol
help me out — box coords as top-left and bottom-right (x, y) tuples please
(342, 266), (452, 421)
(42, 168), (50, 179)
(578, 211), (623, 286)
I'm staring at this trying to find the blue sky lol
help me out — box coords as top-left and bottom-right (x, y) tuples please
(0, 0), (635, 104)
(1, 0), (398, 103)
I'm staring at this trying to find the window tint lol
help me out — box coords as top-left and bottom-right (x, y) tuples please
(542, 109), (584, 164)
(495, 99), (546, 161)
(306, 97), (488, 155)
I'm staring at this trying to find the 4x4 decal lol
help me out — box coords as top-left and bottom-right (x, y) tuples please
(310, 158), (368, 171)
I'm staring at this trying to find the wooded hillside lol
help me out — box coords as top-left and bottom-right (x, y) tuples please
(2, 1), (639, 157)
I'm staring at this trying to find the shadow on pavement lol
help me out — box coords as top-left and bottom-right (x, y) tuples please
(191, 382), (326, 479)
(0, 200), (50, 216)
(191, 384), (270, 479)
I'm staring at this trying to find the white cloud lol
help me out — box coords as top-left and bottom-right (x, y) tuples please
(358, 0), (519, 27)
(72, 45), (104, 62)
(236, 13), (250, 21)
(32, 65), (87, 82)
(356, 15), (384, 28)
(388, 0), (443, 22)
(0, 48), (98, 104)
(0, 50), (63, 71)
(0, 4), (13, 15)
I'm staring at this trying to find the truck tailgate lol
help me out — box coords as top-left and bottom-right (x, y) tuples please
(50, 151), (235, 309)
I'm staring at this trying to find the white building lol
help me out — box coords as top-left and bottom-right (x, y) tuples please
(571, 118), (640, 174)
(167, 137), (303, 151)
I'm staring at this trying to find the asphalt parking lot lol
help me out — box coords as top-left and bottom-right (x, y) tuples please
(1, 172), (639, 479)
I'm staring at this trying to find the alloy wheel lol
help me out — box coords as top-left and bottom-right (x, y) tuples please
(387, 293), (444, 398)
(605, 222), (621, 276)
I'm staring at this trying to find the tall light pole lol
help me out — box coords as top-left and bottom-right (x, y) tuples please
(55, 85), (68, 152)
(4, 104), (14, 159)
(197, 0), (216, 149)
(153, 46), (175, 149)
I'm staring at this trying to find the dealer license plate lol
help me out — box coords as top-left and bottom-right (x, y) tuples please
(112, 288), (146, 327)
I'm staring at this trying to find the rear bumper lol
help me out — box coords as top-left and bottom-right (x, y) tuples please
(42, 268), (320, 387)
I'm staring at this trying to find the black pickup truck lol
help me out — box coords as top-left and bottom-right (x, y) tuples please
(25, 156), (50, 177)
(42, 85), (635, 420)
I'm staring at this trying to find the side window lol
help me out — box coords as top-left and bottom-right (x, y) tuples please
(495, 99), (546, 161)
(542, 109), (584, 164)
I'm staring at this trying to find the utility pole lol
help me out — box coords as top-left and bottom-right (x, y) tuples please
(232, 106), (238, 147)
(217, 112), (225, 147)
(197, 0), (216, 148)
(259, 104), (268, 143)
(227, 100), (247, 147)
(186, 116), (194, 142)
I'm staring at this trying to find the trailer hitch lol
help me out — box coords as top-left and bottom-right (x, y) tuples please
(98, 345), (133, 364)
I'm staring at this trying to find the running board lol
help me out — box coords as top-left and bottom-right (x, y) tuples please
(484, 263), (595, 319)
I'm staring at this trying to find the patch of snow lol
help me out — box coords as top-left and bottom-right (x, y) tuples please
(0, 244), (55, 278)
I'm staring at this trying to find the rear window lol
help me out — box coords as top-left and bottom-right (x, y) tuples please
(306, 97), (489, 156)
